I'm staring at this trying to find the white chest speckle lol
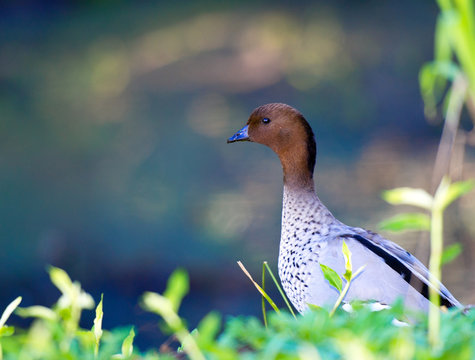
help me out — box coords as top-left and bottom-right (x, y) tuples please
(278, 186), (343, 312)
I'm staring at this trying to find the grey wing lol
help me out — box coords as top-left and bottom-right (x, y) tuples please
(304, 234), (430, 310)
(347, 228), (462, 308)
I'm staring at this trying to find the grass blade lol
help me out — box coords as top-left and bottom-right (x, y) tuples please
(237, 261), (280, 314)
(263, 262), (296, 318)
(261, 262), (268, 327)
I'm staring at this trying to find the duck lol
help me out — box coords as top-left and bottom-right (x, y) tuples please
(227, 103), (462, 313)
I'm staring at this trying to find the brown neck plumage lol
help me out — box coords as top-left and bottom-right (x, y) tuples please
(279, 143), (315, 192)
(278, 115), (316, 193)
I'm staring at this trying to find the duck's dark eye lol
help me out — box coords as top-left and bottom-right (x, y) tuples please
(262, 118), (271, 124)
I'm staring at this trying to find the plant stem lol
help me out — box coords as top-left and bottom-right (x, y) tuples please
(431, 75), (466, 191)
(428, 178), (446, 347)
(330, 282), (350, 317)
(329, 265), (366, 317)
(428, 206), (442, 346)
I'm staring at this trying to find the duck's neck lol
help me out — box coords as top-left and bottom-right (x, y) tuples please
(278, 146), (315, 193)
(281, 169), (337, 228)
(278, 145), (335, 220)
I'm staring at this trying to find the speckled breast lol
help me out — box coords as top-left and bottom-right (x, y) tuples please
(277, 187), (339, 312)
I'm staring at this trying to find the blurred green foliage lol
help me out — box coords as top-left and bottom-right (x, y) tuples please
(420, 0), (475, 118)
(1, 267), (473, 360)
(381, 178), (474, 345)
(1, 268), (138, 360)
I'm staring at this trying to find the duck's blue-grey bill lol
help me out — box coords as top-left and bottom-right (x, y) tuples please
(227, 125), (250, 143)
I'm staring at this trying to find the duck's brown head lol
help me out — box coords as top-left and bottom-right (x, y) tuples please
(228, 103), (316, 190)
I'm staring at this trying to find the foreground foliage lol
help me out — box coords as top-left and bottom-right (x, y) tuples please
(0, 267), (474, 360)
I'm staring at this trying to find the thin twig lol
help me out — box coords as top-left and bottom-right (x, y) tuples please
(431, 75), (467, 191)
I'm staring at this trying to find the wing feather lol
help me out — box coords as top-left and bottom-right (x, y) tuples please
(342, 231), (461, 308)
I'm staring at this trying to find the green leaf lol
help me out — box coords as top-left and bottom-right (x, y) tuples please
(419, 60), (461, 119)
(16, 306), (57, 321)
(378, 213), (431, 232)
(142, 292), (176, 319)
(141, 292), (205, 360)
(319, 264), (342, 292)
(382, 187), (433, 210)
(197, 311), (221, 347)
(121, 327), (135, 358)
(419, 63), (440, 119)
(48, 266), (73, 296)
(163, 268), (189, 312)
(0, 325), (14, 337)
(76, 329), (95, 348)
(0, 296), (22, 328)
(342, 241), (352, 282)
(436, 0), (451, 11)
(435, 12), (453, 63)
(306, 303), (327, 313)
(441, 243), (462, 265)
(93, 294), (104, 356)
(440, 179), (475, 210)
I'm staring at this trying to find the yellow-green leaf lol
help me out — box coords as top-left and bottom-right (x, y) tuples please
(0, 326), (14, 337)
(16, 306), (57, 321)
(306, 303), (327, 313)
(342, 241), (352, 282)
(419, 63), (439, 119)
(382, 187), (433, 210)
(121, 327), (135, 357)
(163, 268), (189, 312)
(142, 292), (172, 315)
(441, 179), (475, 210)
(378, 213), (431, 232)
(0, 296), (22, 328)
(441, 243), (462, 265)
(197, 311), (221, 347)
(48, 266), (73, 296)
(435, 13), (452, 63)
(93, 294), (104, 356)
(320, 264), (342, 292)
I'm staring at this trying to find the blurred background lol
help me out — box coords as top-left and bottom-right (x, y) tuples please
(1, 0), (474, 349)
